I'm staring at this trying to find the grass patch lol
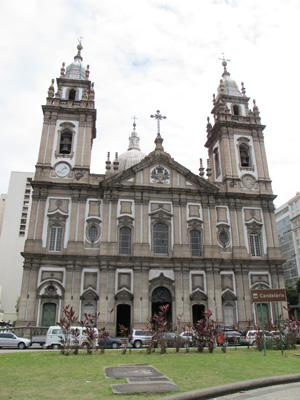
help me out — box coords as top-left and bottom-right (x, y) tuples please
(0, 347), (299, 399)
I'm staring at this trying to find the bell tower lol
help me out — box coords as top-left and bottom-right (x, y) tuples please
(205, 59), (272, 195)
(35, 42), (96, 183)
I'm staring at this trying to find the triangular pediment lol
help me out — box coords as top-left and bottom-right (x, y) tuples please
(100, 152), (219, 193)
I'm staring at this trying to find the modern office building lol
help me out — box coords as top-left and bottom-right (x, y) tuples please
(0, 172), (34, 321)
(275, 193), (300, 286)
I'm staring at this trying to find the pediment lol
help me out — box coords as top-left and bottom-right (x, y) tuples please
(115, 288), (133, 301)
(190, 289), (207, 301)
(100, 152), (219, 193)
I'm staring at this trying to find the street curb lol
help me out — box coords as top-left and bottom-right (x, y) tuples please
(155, 373), (300, 400)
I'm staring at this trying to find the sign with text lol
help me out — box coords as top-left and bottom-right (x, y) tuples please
(251, 288), (287, 303)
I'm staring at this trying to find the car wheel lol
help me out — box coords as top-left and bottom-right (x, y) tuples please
(111, 342), (118, 349)
(18, 342), (26, 350)
(134, 340), (142, 348)
(52, 344), (60, 350)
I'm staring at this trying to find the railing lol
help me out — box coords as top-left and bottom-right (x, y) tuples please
(0, 326), (48, 339)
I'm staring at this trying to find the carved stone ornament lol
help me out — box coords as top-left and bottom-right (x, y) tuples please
(241, 174), (256, 189)
(150, 165), (170, 184)
(151, 286), (172, 303)
(45, 284), (57, 296)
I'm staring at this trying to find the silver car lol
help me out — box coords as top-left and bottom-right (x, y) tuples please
(0, 332), (31, 349)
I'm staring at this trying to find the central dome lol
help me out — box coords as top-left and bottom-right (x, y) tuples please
(118, 122), (146, 171)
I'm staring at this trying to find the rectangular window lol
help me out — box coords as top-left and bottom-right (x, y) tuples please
(250, 233), (261, 257)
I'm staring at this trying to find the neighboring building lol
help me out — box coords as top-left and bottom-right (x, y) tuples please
(275, 193), (300, 286)
(0, 194), (7, 236)
(17, 45), (287, 333)
(0, 172), (34, 321)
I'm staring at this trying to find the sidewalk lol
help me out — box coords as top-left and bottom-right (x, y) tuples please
(155, 373), (300, 400)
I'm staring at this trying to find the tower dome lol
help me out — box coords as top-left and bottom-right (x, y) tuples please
(118, 120), (146, 171)
(65, 42), (87, 80)
(217, 59), (242, 97)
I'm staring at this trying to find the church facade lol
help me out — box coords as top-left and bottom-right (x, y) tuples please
(17, 45), (286, 334)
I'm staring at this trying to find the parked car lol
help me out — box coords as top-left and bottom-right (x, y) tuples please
(239, 330), (261, 346)
(98, 336), (122, 349)
(152, 332), (176, 348)
(179, 331), (196, 347)
(45, 326), (92, 349)
(129, 329), (153, 348)
(0, 332), (31, 349)
(222, 329), (243, 345)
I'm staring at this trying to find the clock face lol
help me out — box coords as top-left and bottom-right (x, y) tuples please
(55, 163), (70, 177)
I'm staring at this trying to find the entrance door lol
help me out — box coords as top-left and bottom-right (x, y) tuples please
(151, 287), (172, 328)
(41, 303), (57, 327)
(192, 304), (205, 327)
(116, 304), (131, 336)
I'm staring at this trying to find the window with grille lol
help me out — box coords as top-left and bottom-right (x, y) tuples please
(49, 225), (63, 252)
(88, 225), (99, 242)
(190, 230), (201, 256)
(153, 223), (168, 255)
(250, 233), (261, 257)
(119, 227), (131, 254)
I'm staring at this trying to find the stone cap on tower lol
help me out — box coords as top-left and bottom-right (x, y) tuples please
(65, 41), (87, 80)
(217, 57), (242, 97)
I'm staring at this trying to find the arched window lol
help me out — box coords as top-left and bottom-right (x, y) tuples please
(153, 223), (168, 255)
(119, 227), (131, 254)
(219, 230), (229, 247)
(190, 230), (201, 256)
(49, 225), (63, 252)
(59, 129), (72, 154)
(256, 303), (269, 322)
(249, 233), (261, 257)
(213, 148), (221, 177)
(68, 89), (76, 100)
(239, 144), (250, 167)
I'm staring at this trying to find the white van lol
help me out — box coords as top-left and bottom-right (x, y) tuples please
(45, 326), (88, 349)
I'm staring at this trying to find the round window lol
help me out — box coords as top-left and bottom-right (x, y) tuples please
(219, 231), (229, 246)
(88, 225), (99, 242)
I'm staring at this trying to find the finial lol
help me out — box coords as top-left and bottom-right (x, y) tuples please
(47, 79), (55, 98)
(113, 152), (119, 172)
(213, 93), (216, 105)
(132, 115), (138, 130)
(106, 152), (111, 173)
(199, 158), (205, 177)
(150, 110), (166, 136)
(60, 62), (65, 78)
(206, 117), (212, 135)
(241, 82), (246, 96)
(74, 38), (83, 61)
(219, 53), (230, 77)
(86, 64), (90, 80)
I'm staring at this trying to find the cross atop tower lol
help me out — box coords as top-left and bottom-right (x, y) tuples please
(132, 115), (138, 130)
(219, 53), (231, 75)
(150, 110), (166, 135)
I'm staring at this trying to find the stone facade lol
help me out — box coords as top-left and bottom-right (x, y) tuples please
(17, 46), (287, 334)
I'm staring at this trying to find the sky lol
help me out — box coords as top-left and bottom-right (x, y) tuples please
(0, 0), (299, 207)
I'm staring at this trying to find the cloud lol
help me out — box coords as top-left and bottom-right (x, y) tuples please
(0, 0), (299, 206)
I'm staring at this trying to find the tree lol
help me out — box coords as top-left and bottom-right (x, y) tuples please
(296, 277), (300, 296)
(148, 304), (169, 354)
(195, 310), (217, 353)
(286, 285), (298, 305)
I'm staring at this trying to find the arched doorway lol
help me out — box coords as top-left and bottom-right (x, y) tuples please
(116, 304), (131, 336)
(41, 303), (57, 327)
(192, 304), (205, 327)
(151, 287), (172, 328)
